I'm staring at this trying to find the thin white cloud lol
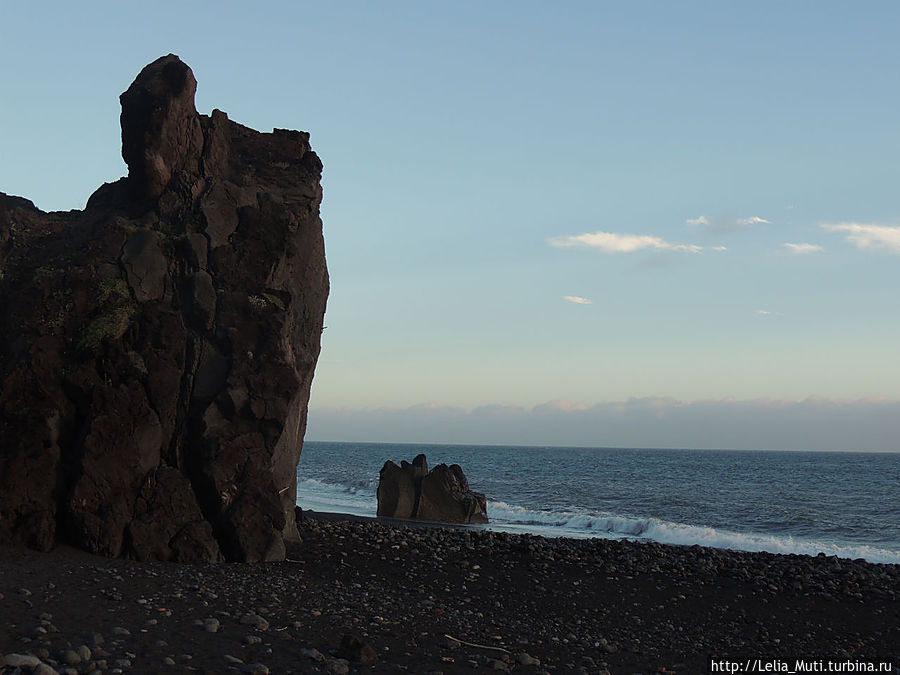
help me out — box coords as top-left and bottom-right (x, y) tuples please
(821, 223), (900, 254)
(757, 309), (772, 315)
(548, 231), (703, 254)
(783, 242), (824, 255)
(711, 246), (728, 252)
(686, 215), (771, 233)
(737, 216), (771, 226)
(563, 295), (593, 305)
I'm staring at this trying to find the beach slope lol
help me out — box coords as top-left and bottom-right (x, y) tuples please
(1, 512), (897, 674)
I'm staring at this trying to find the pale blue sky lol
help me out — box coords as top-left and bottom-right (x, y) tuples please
(2, 2), (899, 449)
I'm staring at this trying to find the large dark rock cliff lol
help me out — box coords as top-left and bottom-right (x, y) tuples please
(0, 55), (329, 562)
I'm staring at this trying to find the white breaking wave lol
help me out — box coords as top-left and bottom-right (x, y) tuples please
(486, 500), (900, 564)
(297, 478), (377, 517)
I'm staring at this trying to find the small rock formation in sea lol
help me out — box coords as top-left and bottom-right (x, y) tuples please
(377, 454), (488, 524)
(0, 55), (329, 562)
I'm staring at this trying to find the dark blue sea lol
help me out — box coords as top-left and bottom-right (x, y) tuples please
(296, 442), (900, 564)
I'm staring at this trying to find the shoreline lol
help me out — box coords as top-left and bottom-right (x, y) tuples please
(301, 506), (900, 565)
(1, 511), (898, 674)
(303, 509), (487, 531)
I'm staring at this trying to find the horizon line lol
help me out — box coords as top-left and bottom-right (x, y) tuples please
(303, 439), (900, 455)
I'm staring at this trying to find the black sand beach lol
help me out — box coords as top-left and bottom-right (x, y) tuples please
(1, 512), (897, 674)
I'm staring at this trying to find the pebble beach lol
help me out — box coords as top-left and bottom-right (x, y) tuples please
(1, 511), (898, 674)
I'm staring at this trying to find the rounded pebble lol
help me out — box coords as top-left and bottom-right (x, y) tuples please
(4, 653), (41, 668)
(61, 649), (81, 665)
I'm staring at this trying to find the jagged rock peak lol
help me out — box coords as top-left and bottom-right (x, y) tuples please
(120, 54), (204, 199)
(0, 56), (329, 563)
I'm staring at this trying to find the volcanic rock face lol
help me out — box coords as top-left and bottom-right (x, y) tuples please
(377, 455), (488, 524)
(0, 55), (329, 562)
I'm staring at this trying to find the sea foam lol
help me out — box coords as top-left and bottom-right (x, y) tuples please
(486, 500), (900, 564)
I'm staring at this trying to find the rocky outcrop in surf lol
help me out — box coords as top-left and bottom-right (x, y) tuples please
(377, 454), (488, 524)
(0, 55), (329, 562)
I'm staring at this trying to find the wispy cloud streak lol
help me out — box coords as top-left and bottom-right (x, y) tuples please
(687, 215), (772, 233)
(782, 242), (824, 255)
(563, 295), (593, 305)
(737, 216), (771, 226)
(548, 231), (703, 253)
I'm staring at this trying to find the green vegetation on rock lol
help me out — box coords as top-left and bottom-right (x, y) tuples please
(97, 277), (132, 304)
(77, 277), (137, 352)
(261, 292), (286, 311)
(78, 305), (136, 352)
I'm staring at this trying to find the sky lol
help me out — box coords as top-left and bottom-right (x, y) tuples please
(1, 1), (899, 451)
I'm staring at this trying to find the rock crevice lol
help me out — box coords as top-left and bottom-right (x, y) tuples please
(0, 55), (329, 562)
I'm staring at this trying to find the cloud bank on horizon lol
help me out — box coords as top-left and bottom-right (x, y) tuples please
(307, 397), (900, 453)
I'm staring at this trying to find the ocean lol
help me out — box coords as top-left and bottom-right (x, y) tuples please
(295, 442), (900, 564)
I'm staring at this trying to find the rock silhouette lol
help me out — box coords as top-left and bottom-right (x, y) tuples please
(377, 454), (488, 524)
(0, 55), (329, 562)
